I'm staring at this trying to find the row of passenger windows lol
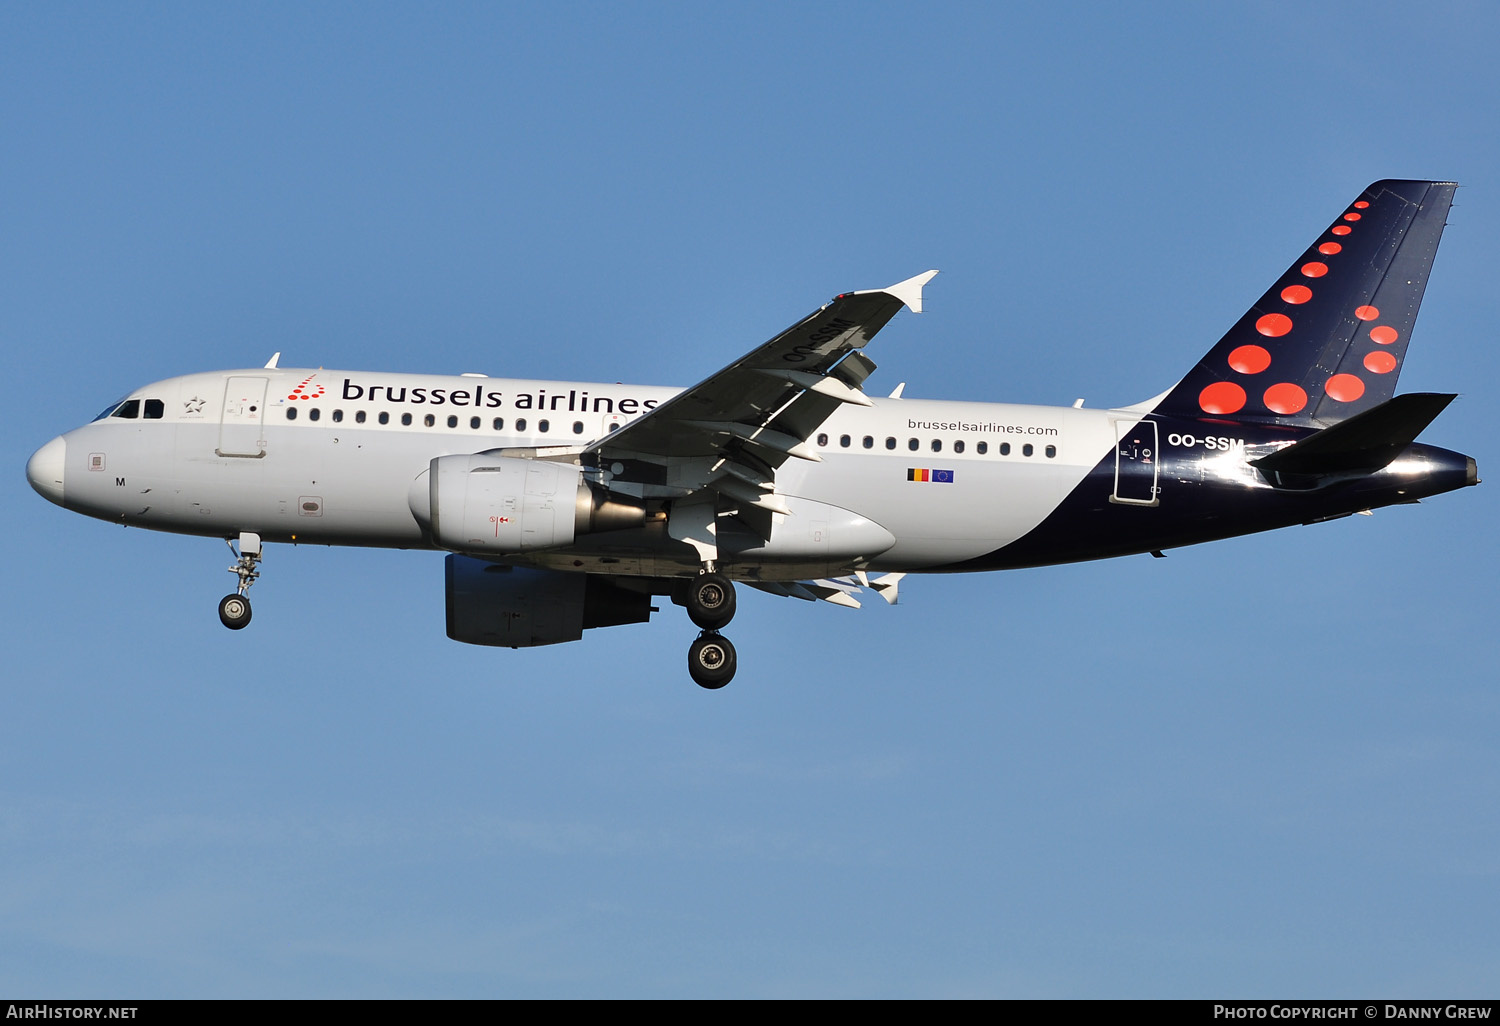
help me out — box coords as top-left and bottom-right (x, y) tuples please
(815, 432), (1058, 458)
(283, 406), (1051, 453)
(282, 407), (616, 435)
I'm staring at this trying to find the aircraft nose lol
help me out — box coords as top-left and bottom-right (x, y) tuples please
(26, 435), (66, 506)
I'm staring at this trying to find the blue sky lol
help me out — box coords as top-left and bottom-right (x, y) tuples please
(4, 1), (1497, 997)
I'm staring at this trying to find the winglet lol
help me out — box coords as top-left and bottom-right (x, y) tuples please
(856, 270), (938, 313)
(264, 352), (281, 369)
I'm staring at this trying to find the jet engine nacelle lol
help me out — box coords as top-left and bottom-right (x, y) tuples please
(445, 555), (652, 647)
(409, 454), (642, 554)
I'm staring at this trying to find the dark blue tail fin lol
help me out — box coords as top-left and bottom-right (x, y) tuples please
(1153, 180), (1457, 425)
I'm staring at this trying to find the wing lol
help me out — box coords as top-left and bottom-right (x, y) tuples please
(582, 271), (937, 523)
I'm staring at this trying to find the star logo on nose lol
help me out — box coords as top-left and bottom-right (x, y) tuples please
(184, 396), (206, 414)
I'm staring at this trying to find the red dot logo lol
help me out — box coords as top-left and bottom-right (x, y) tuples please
(1344, 212), (1362, 221)
(1263, 382), (1308, 415)
(1318, 242), (1343, 255)
(1325, 373), (1366, 402)
(1369, 325), (1398, 345)
(1354, 305), (1379, 321)
(1228, 344), (1272, 374)
(1354, 200), (1370, 209)
(1281, 285), (1313, 304)
(1364, 351), (1397, 374)
(1199, 381), (1247, 415)
(1301, 262), (1329, 278)
(1331, 225), (1352, 236)
(286, 375), (325, 401)
(1256, 313), (1293, 337)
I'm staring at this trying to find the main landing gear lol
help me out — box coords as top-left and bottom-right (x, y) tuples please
(219, 532), (262, 631)
(684, 570), (737, 689)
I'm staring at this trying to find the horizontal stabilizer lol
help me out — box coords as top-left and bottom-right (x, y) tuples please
(1252, 392), (1456, 475)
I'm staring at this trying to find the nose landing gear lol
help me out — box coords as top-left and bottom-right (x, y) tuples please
(219, 532), (262, 630)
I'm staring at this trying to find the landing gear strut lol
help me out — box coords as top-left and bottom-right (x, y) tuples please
(219, 532), (261, 631)
(684, 568), (738, 688)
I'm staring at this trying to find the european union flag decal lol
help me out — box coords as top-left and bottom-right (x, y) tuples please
(932, 469), (954, 483)
(907, 468), (955, 483)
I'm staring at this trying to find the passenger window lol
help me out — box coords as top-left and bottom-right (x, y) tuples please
(471, 416), (481, 429)
(379, 412), (390, 425)
(401, 413), (412, 426)
(908, 438), (919, 451)
(539, 419), (550, 433)
(817, 433), (829, 446)
(885, 437), (896, 450)
(1046, 444), (1057, 458)
(1000, 442), (1011, 455)
(309, 408), (320, 422)
(515, 418), (527, 432)
(112, 400), (141, 419)
(839, 434), (851, 448)
(1023, 443), (1034, 457)
(931, 439), (942, 452)
(332, 409), (343, 423)
(286, 406), (297, 421)
(355, 410), (366, 424)
(447, 415), (458, 428)
(143, 399), (164, 420)
(863, 436), (873, 449)
(492, 417), (504, 431)
(573, 421), (584, 434)
(954, 440), (964, 454)
(977, 441), (988, 454)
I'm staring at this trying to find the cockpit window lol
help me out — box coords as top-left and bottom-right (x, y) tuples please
(92, 398), (128, 421)
(94, 396), (164, 421)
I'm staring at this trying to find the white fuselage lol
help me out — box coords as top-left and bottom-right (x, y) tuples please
(40, 367), (1126, 579)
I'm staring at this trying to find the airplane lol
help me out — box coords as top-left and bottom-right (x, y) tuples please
(26, 179), (1478, 689)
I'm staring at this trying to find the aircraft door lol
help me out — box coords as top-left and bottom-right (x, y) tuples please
(219, 376), (269, 457)
(1111, 419), (1159, 506)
